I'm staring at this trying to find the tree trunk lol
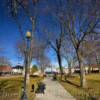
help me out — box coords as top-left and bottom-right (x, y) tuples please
(88, 65), (91, 74)
(41, 65), (44, 73)
(95, 53), (100, 73)
(88, 59), (91, 74)
(57, 52), (63, 79)
(76, 50), (87, 88)
(80, 62), (87, 88)
(68, 61), (72, 76)
(98, 65), (100, 73)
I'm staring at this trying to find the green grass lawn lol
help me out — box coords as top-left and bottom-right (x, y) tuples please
(0, 76), (43, 100)
(59, 74), (100, 100)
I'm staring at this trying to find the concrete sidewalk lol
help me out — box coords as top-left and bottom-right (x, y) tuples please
(35, 78), (75, 100)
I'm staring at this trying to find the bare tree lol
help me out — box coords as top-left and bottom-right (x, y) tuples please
(16, 40), (26, 59)
(15, 37), (48, 72)
(7, 0), (40, 78)
(64, 0), (99, 87)
(37, 55), (51, 72)
(61, 37), (76, 76)
(41, 24), (65, 78)
(33, 40), (50, 72)
(52, 0), (100, 87)
(82, 33), (100, 73)
(0, 56), (11, 66)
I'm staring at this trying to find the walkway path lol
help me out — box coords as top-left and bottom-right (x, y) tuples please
(35, 78), (75, 100)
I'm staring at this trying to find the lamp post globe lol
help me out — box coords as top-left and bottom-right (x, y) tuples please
(26, 31), (31, 38)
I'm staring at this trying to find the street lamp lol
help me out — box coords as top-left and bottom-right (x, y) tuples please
(20, 31), (31, 100)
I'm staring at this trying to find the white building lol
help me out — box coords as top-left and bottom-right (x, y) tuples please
(12, 65), (23, 74)
(64, 68), (75, 74)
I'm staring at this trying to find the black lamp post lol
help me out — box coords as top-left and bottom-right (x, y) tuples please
(20, 31), (31, 100)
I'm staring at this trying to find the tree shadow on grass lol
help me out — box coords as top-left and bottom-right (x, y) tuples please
(61, 80), (80, 87)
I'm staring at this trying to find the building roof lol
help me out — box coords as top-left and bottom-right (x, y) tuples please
(0, 65), (12, 71)
(12, 65), (23, 69)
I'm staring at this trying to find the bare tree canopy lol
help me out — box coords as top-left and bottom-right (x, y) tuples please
(0, 56), (11, 66)
(6, 0), (100, 87)
(48, 0), (100, 87)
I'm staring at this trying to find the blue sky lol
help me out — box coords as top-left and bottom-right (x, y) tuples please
(0, 1), (22, 66)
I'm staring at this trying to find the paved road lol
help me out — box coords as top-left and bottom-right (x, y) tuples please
(35, 78), (75, 100)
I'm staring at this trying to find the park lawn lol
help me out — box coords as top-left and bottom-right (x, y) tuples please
(0, 76), (43, 100)
(59, 74), (100, 100)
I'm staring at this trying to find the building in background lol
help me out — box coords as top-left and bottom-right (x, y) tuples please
(0, 65), (12, 76)
(12, 65), (23, 75)
(63, 67), (75, 74)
